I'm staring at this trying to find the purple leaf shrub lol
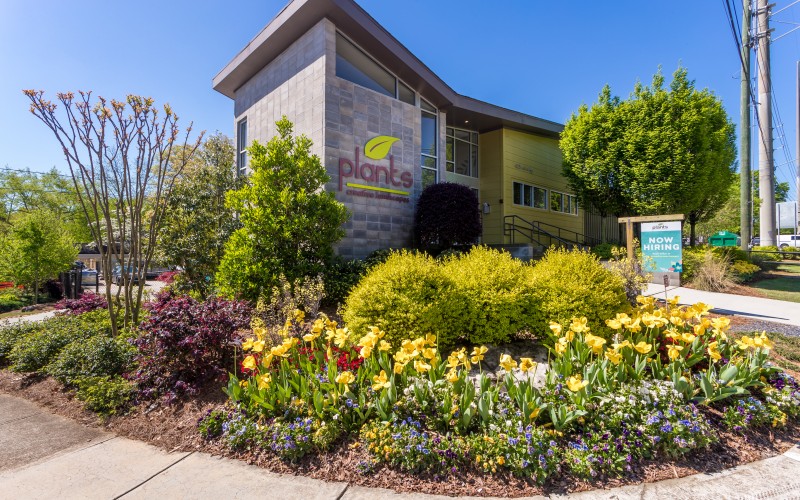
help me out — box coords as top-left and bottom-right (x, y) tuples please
(56, 293), (108, 316)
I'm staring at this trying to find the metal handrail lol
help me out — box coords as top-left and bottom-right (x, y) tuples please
(503, 215), (585, 249)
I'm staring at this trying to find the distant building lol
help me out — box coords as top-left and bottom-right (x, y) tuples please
(213, 0), (615, 259)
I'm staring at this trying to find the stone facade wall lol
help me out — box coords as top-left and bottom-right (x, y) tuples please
(233, 19), (327, 160)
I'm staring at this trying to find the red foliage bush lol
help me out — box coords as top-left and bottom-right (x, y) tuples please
(414, 182), (481, 254)
(131, 291), (252, 403)
(56, 293), (108, 316)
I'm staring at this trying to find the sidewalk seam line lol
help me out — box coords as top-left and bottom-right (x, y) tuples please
(335, 484), (350, 500)
(114, 451), (194, 499)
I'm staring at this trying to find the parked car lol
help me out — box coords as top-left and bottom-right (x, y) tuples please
(749, 237), (760, 249)
(111, 265), (142, 285)
(81, 268), (98, 286)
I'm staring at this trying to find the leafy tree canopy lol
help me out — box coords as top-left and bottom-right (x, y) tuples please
(216, 117), (349, 302)
(157, 133), (243, 295)
(561, 67), (737, 243)
(0, 209), (77, 303)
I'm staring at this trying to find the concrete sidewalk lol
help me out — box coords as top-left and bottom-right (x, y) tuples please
(1, 394), (800, 499)
(644, 284), (800, 327)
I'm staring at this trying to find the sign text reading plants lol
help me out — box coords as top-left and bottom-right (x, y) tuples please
(338, 135), (411, 203)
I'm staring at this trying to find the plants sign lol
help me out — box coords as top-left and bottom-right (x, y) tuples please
(641, 221), (683, 273)
(338, 135), (411, 203)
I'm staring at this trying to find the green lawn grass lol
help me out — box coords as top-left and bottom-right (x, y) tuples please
(750, 263), (800, 303)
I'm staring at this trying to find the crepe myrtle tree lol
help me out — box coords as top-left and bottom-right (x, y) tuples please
(24, 90), (203, 334)
(415, 182), (482, 254)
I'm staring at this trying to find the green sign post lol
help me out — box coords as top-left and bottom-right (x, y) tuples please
(641, 220), (683, 273)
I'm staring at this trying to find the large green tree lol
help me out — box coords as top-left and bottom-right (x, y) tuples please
(157, 133), (243, 295)
(561, 68), (737, 244)
(216, 117), (349, 302)
(0, 167), (91, 242)
(0, 210), (77, 303)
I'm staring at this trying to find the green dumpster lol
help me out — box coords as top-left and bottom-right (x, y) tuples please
(709, 230), (740, 247)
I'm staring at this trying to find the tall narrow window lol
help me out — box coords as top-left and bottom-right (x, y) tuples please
(237, 118), (248, 176)
(445, 127), (478, 177)
(421, 100), (438, 189)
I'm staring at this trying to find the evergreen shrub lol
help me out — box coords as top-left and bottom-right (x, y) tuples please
(342, 251), (456, 348)
(47, 333), (136, 385)
(527, 248), (627, 343)
(442, 247), (534, 345)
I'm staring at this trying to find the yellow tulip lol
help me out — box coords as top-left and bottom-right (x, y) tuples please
(360, 344), (373, 359)
(499, 354), (517, 372)
(736, 336), (754, 350)
(394, 361), (406, 374)
(612, 340), (632, 351)
(519, 357), (536, 372)
(424, 333), (437, 346)
(446, 353), (460, 369)
(707, 341), (722, 361)
(605, 318), (622, 330)
(584, 333), (607, 355)
(554, 337), (568, 356)
(570, 317), (590, 334)
(262, 352), (274, 368)
(252, 340), (265, 353)
(253, 326), (268, 341)
(633, 342), (652, 355)
(604, 349), (622, 365)
(335, 371), (355, 385)
(242, 338), (254, 351)
(414, 359), (431, 373)
(549, 322), (563, 337)
(667, 344), (684, 361)
(470, 346), (489, 364)
(626, 317), (642, 333)
(566, 374), (588, 392)
(372, 370), (391, 391)
(378, 340), (392, 351)
(529, 407), (541, 420)
(242, 355), (257, 371)
(334, 328), (350, 348)
(422, 347), (437, 360)
(446, 368), (459, 383)
(257, 373), (271, 390)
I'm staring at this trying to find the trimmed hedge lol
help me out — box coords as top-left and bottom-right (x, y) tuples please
(526, 248), (628, 343)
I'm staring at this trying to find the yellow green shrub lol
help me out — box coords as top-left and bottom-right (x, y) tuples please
(342, 251), (458, 347)
(527, 248), (628, 343)
(441, 247), (534, 345)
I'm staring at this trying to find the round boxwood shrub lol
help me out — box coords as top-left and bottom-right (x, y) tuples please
(527, 247), (628, 344)
(442, 247), (534, 345)
(342, 250), (458, 348)
(415, 183), (481, 254)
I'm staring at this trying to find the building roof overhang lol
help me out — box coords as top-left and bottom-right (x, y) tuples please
(213, 0), (563, 138)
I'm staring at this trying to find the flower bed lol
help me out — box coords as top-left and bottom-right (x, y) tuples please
(203, 296), (799, 485)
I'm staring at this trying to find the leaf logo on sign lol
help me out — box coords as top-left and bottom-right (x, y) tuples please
(364, 136), (400, 160)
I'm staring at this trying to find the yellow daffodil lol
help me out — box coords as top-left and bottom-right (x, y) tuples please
(584, 333), (607, 355)
(499, 353), (517, 371)
(566, 374), (588, 392)
(257, 373), (271, 390)
(242, 355), (257, 371)
(633, 342), (652, 355)
(549, 322), (563, 337)
(519, 357), (536, 372)
(335, 371), (355, 386)
(414, 359), (431, 373)
(667, 344), (684, 361)
(470, 346), (488, 364)
(605, 349), (622, 365)
(371, 370), (390, 391)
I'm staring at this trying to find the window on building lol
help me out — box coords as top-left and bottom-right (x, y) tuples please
(237, 118), (248, 176)
(446, 127), (479, 178)
(421, 100), (438, 189)
(550, 190), (578, 215)
(513, 181), (548, 210)
(335, 33), (416, 105)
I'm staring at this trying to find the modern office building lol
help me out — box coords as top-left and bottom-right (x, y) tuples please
(213, 0), (613, 259)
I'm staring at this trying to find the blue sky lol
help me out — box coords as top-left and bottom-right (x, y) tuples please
(1, 0), (799, 201)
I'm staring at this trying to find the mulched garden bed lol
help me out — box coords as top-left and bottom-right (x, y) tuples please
(2, 369), (798, 498)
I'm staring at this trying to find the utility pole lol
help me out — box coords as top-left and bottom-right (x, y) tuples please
(796, 61), (800, 233)
(756, 0), (776, 246)
(740, 0), (752, 250)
